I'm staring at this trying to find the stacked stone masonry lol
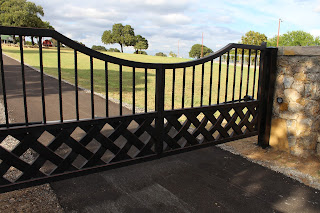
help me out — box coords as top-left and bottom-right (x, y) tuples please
(271, 46), (320, 157)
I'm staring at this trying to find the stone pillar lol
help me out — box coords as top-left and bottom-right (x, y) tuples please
(270, 46), (320, 157)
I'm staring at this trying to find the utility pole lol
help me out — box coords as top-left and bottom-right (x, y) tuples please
(178, 40), (179, 58)
(277, 18), (282, 47)
(201, 32), (203, 58)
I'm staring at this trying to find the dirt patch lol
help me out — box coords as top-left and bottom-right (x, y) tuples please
(0, 184), (63, 213)
(218, 136), (320, 190)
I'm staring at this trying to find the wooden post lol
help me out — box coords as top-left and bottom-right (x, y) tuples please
(258, 45), (278, 148)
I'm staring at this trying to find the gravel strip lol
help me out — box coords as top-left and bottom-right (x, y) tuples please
(217, 143), (320, 190)
(0, 100), (64, 212)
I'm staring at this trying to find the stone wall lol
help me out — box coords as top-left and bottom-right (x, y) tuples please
(270, 46), (320, 157)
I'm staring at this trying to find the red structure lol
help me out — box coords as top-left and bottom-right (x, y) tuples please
(43, 39), (52, 47)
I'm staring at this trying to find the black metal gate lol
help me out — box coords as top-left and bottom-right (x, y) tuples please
(0, 26), (277, 192)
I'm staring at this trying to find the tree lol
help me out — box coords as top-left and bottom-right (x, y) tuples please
(315, 37), (320, 46)
(138, 50), (147, 55)
(92, 45), (107, 51)
(241, 31), (267, 46)
(169, 51), (177, 57)
(268, 30), (318, 46)
(134, 35), (148, 54)
(0, 0), (52, 44)
(189, 44), (213, 59)
(41, 21), (54, 30)
(155, 52), (167, 57)
(0, 0), (44, 27)
(107, 48), (120, 52)
(101, 23), (136, 53)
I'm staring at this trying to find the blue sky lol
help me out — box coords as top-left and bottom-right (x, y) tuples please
(32, 0), (320, 58)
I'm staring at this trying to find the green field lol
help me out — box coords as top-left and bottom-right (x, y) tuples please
(2, 45), (259, 111)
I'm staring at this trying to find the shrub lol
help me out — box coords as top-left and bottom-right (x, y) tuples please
(107, 48), (120, 52)
(155, 52), (167, 57)
(92, 45), (107, 51)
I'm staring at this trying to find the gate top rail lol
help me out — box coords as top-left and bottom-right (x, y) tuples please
(0, 26), (266, 69)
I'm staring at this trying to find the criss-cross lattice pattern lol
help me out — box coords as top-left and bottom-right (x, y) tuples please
(163, 103), (259, 151)
(0, 117), (157, 185)
(0, 102), (259, 191)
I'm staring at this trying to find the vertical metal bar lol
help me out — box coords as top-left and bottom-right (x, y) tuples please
(0, 38), (9, 127)
(239, 50), (245, 101)
(132, 67), (135, 114)
(191, 65), (195, 108)
(200, 63), (205, 106)
(119, 65), (122, 116)
(252, 50), (258, 99)
(171, 68), (175, 110)
(19, 36), (29, 125)
(105, 62), (108, 117)
(232, 48), (238, 102)
(155, 65), (165, 155)
(217, 56), (222, 104)
(57, 41), (63, 122)
(225, 51), (230, 102)
(209, 59), (213, 105)
(182, 67), (186, 108)
(145, 68), (147, 113)
(246, 49), (252, 97)
(74, 50), (79, 120)
(38, 37), (46, 123)
(257, 50), (264, 101)
(90, 56), (94, 119)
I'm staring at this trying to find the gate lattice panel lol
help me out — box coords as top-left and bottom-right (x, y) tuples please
(0, 26), (277, 192)
(0, 115), (157, 186)
(163, 101), (259, 151)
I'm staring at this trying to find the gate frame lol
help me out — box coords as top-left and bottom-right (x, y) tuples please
(0, 26), (278, 193)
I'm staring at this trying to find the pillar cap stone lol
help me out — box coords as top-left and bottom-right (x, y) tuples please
(278, 46), (320, 56)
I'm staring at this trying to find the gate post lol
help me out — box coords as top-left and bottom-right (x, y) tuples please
(258, 45), (278, 148)
(155, 65), (165, 155)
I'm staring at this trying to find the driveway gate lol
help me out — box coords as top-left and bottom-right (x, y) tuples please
(0, 26), (277, 192)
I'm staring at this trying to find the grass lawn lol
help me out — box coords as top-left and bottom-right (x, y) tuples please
(2, 45), (259, 111)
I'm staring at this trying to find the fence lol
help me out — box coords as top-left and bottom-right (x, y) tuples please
(0, 26), (277, 192)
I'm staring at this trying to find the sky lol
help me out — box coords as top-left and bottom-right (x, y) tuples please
(32, 0), (320, 58)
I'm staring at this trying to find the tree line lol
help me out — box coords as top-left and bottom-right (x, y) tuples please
(241, 30), (320, 47)
(99, 27), (320, 58)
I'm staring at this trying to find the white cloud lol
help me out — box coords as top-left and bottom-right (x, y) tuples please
(314, 6), (320, 12)
(62, 7), (120, 20)
(215, 16), (232, 23)
(162, 14), (192, 25)
(30, 0), (320, 57)
(310, 29), (320, 37)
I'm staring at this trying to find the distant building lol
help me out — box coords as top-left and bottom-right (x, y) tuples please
(43, 40), (53, 47)
(1, 35), (13, 44)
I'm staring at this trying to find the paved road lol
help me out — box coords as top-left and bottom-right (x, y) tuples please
(2, 54), (320, 213)
(2, 54), (131, 124)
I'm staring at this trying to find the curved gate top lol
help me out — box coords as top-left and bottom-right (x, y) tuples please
(0, 26), (277, 192)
